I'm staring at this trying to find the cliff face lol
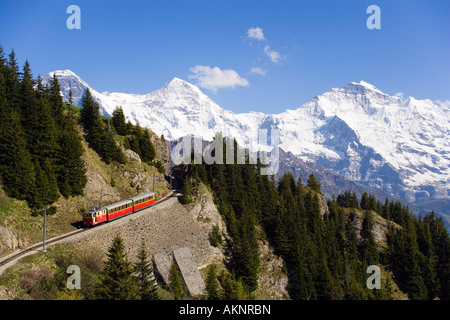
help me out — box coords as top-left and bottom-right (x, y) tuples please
(185, 183), (290, 299)
(315, 191), (400, 248)
(344, 208), (401, 245)
(0, 226), (20, 254)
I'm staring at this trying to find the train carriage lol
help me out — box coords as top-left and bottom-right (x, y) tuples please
(129, 192), (155, 211)
(82, 192), (156, 227)
(105, 199), (134, 221)
(83, 207), (107, 226)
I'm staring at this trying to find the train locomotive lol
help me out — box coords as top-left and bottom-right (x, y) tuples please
(83, 192), (156, 227)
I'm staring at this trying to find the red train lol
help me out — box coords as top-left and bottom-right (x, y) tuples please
(83, 192), (156, 227)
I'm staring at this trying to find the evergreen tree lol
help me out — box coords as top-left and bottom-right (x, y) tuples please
(128, 125), (156, 164)
(139, 129), (156, 163)
(169, 260), (184, 300)
(34, 158), (60, 206)
(134, 240), (159, 300)
(80, 89), (104, 151)
(205, 264), (220, 300)
(68, 88), (73, 106)
(232, 200), (259, 292)
(424, 212), (450, 300)
(360, 212), (379, 267)
(56, 123), (87, 197)
(180, 178), (193, 204)
(5, 49), (20, 108)
(49, 74), (64, 127)
(306, 173), (322, 194)
(218, 271), (247, 300)
(0, 110), (36, 205)
(360, 192), (369, 210)
(96, 234), (138, 300)
(80, 90), (125, 164)
(112, 106), (128, 135)
(101, 120), (126, 165)
(19, 60), (36, 133)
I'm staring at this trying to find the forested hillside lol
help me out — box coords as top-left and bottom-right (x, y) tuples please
(0, 45), (162, 215)
(181, 143), (450, 300)
(0, 47), (87, 211)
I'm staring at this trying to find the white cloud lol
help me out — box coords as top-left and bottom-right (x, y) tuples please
(394, 92), (404, 99)
(247, 27), (266, 41)
(435, 99), (450, 110)
(264, 45), (283, 64)
(188, 65), (249, 92)
(249, 67), (267, 76)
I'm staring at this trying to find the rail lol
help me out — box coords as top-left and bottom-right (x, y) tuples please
(0, 190), (176, 275)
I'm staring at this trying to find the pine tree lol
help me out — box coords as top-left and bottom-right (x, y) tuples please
(19, 60), (36, 134)
(80, 90), (125, 164)
(49, 74), (64, 127)
(96, 234), (138, 300)
(233, 201), (259, 292)
(134, 240), (158, 300)
(112, 106), (127, 135)
(360, 211), (379, 267)
(139, 129), (156, 164)
(34, 158), (60, 206)
(0, 110), (36, 205)
(343, 218), (367, 300)
(218, 271), (247, 300)
(360, 192), (369, 210)
(180, 178), (193, 204)
(56, 122), (87, 197)
(205, 264), (220, 300)
(80, 89), (104, 151)
(5, 49), (20, 108)
(101, 120), (126, 164)
(306, 173), (322, 194)
(169, 260), (184, 300)
(424, 212), (450, 300)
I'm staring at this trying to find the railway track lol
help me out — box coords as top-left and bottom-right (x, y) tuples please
(0, 191), (177, 274)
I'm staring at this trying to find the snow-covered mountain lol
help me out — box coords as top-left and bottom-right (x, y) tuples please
(44, 70), (449, 205)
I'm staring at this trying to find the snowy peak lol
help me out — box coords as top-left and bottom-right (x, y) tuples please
(42, 69), (92, 108)
(159, 77), (206, 99)
(348, 80), (385, 95)
(165, 77), (191, 87)
(44, 69), (449, 205)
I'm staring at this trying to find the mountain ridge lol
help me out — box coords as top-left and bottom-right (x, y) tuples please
(43, 70), (449, 211)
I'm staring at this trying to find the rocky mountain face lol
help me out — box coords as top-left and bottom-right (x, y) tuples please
(44, 70), (449, 220)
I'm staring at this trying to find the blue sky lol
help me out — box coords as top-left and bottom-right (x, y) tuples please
(1, 0), (449, 114)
